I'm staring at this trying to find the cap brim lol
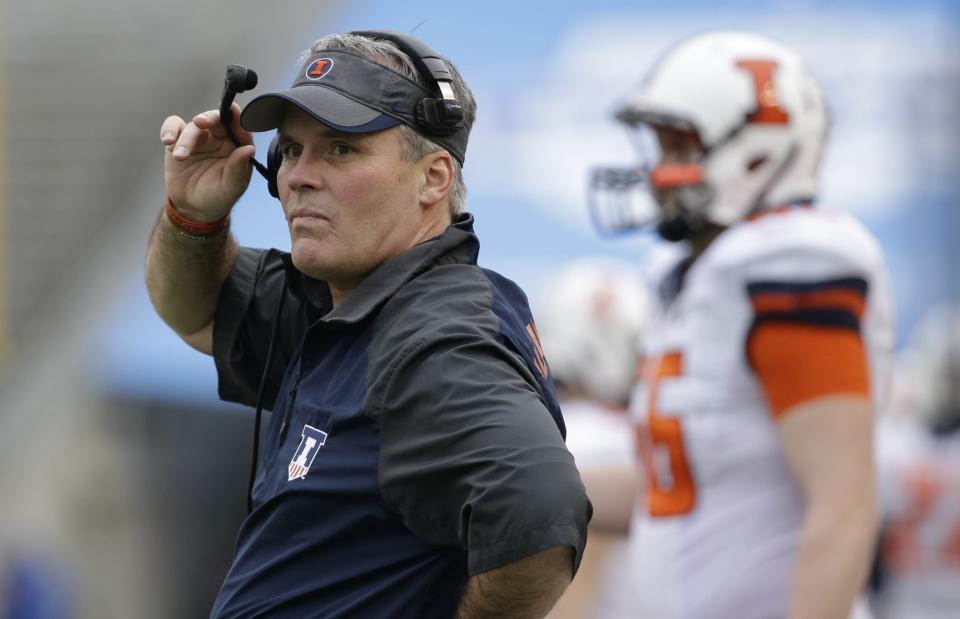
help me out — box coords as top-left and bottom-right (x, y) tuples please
(240, 85), (402, 133)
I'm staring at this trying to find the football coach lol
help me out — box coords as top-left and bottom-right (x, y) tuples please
(145, 30), (591, 618)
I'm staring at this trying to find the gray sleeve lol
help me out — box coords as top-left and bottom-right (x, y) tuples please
(376, 330), (592, 575)
(213, 247), (306, 409)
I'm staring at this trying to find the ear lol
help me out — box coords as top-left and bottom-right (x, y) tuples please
(418, 150), (455, 211)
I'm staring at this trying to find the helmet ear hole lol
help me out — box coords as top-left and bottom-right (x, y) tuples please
(747, 155), (768, 172)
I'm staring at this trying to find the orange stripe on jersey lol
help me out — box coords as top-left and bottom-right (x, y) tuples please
(746, 203), (812, 221)
(747, 277), (869, 335)
(657, 351), (683, 377)
(750, 288), (866, 320)
(748, 322), (869, 417)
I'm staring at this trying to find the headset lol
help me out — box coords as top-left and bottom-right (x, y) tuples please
(218, 64), (283, 198)
(351, 30), (465, 137)
(218, 30), (465, 200)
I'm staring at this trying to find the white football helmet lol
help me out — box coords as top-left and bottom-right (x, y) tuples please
(535, 257), (648, 407)
(590, 30), (829, 238)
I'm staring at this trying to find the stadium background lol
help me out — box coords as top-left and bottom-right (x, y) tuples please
(0, 0), (956, 616)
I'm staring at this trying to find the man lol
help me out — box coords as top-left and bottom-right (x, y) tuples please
(535, 257), (648, 619)
(589, 31), (895, 619)
(146, 31), (590, 618)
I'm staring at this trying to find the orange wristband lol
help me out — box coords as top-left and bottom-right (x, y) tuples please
(165, 198), (229, 239)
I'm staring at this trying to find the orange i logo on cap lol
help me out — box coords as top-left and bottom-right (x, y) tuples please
(305, 58), (333, 80)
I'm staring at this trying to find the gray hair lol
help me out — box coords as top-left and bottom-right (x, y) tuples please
(303, 33), (476, 218)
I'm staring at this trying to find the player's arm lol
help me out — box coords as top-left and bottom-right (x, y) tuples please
(145, 104), (254, 354)
(779, 395), (876, 619)
(578, 463), (637, 534)
(456, 546), (573, 619)
(747, 275), (878, 619)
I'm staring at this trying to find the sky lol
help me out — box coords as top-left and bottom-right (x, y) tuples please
(96, 0), (959, 402)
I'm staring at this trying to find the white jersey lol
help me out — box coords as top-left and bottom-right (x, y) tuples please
(629, 207), (895, 619)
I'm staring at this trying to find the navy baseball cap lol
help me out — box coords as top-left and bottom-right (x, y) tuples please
(241, 50), (468, 165)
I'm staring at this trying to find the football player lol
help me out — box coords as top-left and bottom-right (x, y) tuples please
(589, 31), (895, 619)
(535, 257), (648, 619)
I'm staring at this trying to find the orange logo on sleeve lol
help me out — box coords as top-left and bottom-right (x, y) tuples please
(525, 322), (549, 379)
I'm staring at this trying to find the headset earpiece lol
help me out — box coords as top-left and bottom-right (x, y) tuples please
(416, 98), (464, 136)
(267, 135), (282, 199)
(350, 30), (466, 136)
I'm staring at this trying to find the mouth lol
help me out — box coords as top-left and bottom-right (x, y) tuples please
(287, 208), (331, 224)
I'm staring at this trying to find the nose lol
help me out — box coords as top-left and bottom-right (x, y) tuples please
(282, 154), (323, 195)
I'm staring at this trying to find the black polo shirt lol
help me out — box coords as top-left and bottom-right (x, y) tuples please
(209, 214), (591, 618)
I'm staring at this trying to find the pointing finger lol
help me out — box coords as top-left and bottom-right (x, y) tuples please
(161, 115), (185, 147)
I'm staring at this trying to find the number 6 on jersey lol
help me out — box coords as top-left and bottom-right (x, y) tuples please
(635, 352), (696, 517)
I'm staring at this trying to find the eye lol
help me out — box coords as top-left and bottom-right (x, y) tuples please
(330, 142), (356, 156)
(280, 143), (302, 160)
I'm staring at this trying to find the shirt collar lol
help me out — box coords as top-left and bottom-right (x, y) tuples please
(282, 213), (480, 324)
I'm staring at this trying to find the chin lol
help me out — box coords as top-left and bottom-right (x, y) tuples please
(290, 242), (334, 280)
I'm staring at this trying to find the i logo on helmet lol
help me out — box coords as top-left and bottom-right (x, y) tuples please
(736, 59), (790, 125)
(305, 58), (333, 80)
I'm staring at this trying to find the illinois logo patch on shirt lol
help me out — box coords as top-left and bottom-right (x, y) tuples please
(288, 424), (329, 481)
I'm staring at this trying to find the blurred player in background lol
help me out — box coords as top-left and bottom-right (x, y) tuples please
(536, 257), (648, 619)
(589, 31), (895, 619)
(873, 305), (960, 619)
